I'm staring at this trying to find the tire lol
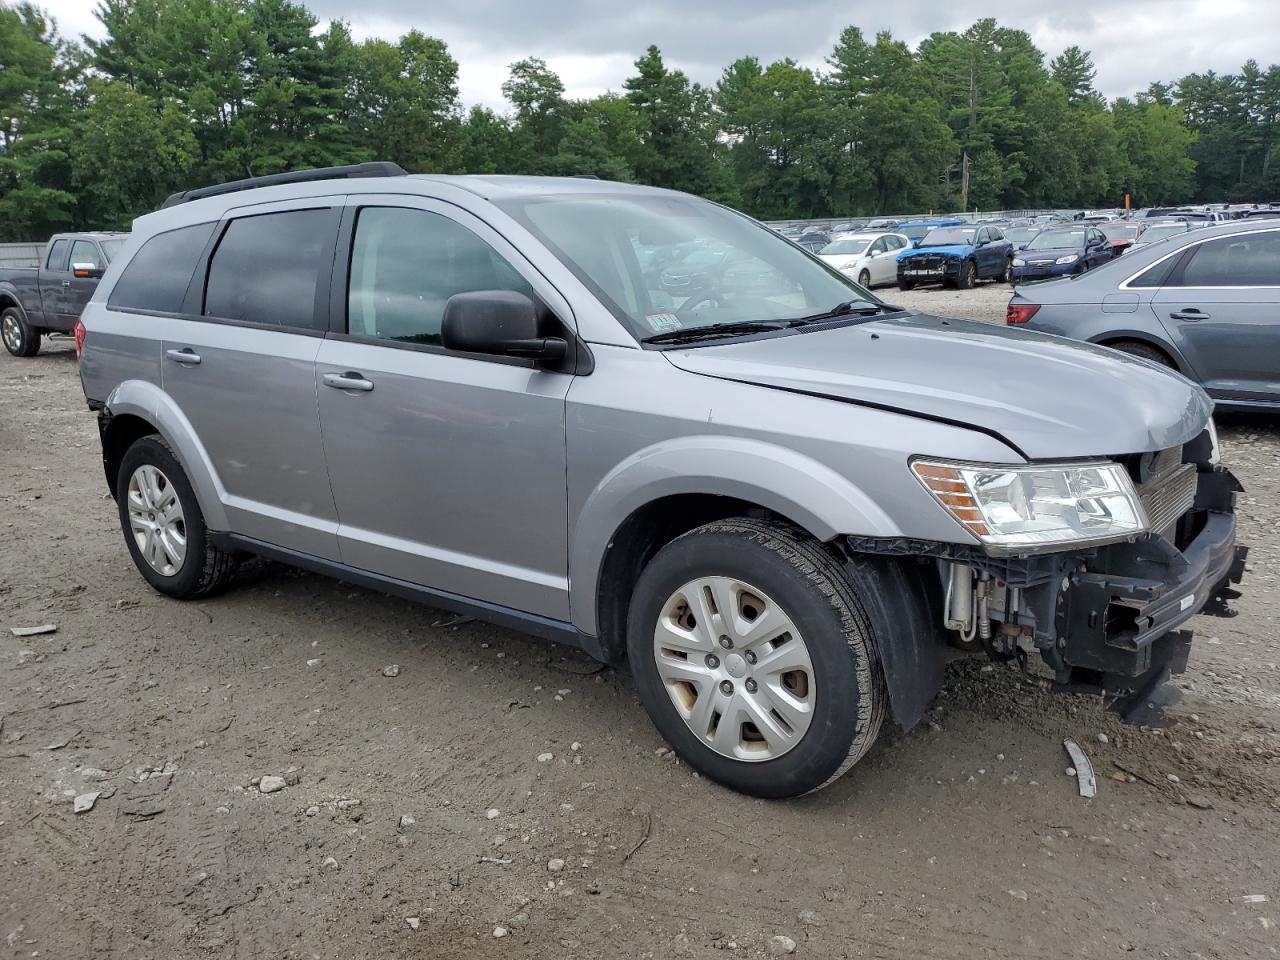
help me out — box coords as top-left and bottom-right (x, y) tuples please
(1108, 340), (1176, 368)
(957, 260), (977, 290)
(116, 435), (236, 599)
(1000, 258), (1013, 283)
(1, 306), (40, 358)
(627, 518), (886, 798)
(897, 279), (915, 291)
(857, 269), (871, 288)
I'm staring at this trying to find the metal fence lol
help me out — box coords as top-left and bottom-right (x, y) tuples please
(763, 210), (1097, 232)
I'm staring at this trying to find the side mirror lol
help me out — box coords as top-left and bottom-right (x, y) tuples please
(441, 290), (567, 363)
(72, 262), (103, 279)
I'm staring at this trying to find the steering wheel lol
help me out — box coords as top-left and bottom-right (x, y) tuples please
(675, 289), (721, 319)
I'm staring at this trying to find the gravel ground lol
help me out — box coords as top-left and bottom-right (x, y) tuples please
(1, 322), (1277, 960)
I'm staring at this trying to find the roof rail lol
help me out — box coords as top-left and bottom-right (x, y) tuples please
(160, 161), (408, 209)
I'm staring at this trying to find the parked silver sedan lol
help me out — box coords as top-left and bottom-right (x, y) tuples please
(1007, 219), (1280, 410)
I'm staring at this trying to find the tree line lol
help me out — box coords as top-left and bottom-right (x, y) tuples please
(2, 0), (1278, 240)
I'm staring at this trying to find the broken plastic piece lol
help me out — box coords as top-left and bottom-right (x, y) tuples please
(1063, 738), (1096, 798)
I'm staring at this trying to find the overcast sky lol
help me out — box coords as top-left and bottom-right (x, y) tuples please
(41, 0), (1280, 109)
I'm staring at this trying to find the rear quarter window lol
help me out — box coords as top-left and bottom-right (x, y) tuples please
(108, 223), (216, 313)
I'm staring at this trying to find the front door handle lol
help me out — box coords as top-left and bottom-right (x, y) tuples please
(1169, 308), (1208, 321)
(61, 279), (71, 287)
(323, 371), (374, 392)
(165, 348), (201, 365)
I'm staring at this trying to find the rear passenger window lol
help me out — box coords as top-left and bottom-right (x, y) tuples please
(204, 209), (334, 329)
(45, 239), (69, 271)
(109, 222), (215, 313)
(347, 207), (531, 347)
(1176, 232), (1280, 287)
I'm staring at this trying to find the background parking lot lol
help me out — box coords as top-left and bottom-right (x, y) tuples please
(2, 297), (1277, 959)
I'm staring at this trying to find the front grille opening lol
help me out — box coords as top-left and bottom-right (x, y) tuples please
(1105, 601), (1141, 643)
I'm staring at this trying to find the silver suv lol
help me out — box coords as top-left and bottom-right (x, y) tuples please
(79, 164), (1246, 798)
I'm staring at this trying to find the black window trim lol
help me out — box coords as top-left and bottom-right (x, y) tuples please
(329, 199), (592, 373)
(197, 204), (340, 333)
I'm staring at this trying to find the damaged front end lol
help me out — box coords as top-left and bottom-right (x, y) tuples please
(848, 425), (1246, 716)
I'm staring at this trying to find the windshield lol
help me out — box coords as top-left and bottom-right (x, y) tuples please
(1136, 224), (1190, 243)
(1100, 223), (1140, 240)
(819, 238), (871, 256)
(499, 194), (877, 340)
(919, 227), (976, 246)
(99, 239), (124, 262)
(1005, 227), (1038, 243)
(1026, 229), (1086, 250)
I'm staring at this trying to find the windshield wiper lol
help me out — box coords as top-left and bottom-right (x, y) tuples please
(641, 320), (787, 344)
(784, 300), (892, 325)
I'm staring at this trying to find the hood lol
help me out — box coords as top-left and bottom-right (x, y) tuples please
(1018, 246), (1081, 260)
(900, 244), (971, 259)
(663, 313), (1212, 460)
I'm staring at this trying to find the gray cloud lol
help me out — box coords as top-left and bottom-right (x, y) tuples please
(46, 0), (1280, 109)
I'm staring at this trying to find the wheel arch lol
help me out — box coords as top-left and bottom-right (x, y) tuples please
(101, 380), (229, 530)
(1089, 330), (1188, 375)
(570, 436), (899, 659)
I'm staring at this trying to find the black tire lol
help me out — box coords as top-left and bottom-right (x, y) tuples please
(1, 306), (41, 358)
(1000, 257), (1013, 283)
(1108, 340), (1176, 368)
(858, 269), (872, 288)
(627, 518), (886, 798)
(957, 260), (977, 290)
(116, 435), (236, 599)
(897, 278), (915, 291)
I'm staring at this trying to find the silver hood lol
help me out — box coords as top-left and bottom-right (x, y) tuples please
(663, 313), (1213, 461)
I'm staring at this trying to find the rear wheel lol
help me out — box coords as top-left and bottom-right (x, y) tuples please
(1, 307), (40, 358)
(1107, 340), (1176, 368)
(627, 518), (886, 798)
(858, 269), (871, 288)
(116, 435), (237, 599)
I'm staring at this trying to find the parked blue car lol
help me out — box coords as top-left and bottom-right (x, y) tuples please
(1011, 225), (1113, 280)
(896, 225), (1014, 290)
(897, 218), (966, 248)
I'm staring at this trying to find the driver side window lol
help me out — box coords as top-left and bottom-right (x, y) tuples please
(347, 207), (532, 346)
(868, 237), (886, 255)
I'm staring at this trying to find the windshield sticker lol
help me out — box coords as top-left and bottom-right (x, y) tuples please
(644, 312), (681, 333)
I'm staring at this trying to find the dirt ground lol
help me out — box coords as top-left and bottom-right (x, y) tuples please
(2, 297), (1277, 960)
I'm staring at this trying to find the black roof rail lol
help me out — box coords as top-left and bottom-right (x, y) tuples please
(160, 161), (408, 209)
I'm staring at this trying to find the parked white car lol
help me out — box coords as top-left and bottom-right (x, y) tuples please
(817, 232), (910, 288)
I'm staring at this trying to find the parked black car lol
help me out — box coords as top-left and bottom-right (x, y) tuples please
(1007, 219), (1280, 410)
(1011, 225), (1112, 280)
(0, 232), (127, 357)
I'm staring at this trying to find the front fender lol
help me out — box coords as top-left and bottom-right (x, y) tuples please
(569, 435), (898, 636)
(105, 379), (229, 530)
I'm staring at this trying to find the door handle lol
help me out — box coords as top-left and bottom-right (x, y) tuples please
(61, 279), (71, 287)
(1169, 308), (1208, 321)
(165, 348), (201, 365)
(323, 371), (374, 392)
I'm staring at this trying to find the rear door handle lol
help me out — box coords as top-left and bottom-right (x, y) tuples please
(323, 371), (374, 392)
(165, 348), (201, 365)
(1169, 308), (1208, 321)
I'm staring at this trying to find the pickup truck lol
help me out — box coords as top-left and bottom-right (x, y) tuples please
(0, 232), (127, 357)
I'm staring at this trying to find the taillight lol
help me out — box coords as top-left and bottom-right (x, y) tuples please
(74, 318), (86, 358)
(1006, 303), (1040, 325)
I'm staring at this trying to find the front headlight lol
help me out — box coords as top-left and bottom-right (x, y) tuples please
(1012, 257), (1025, 266)
(912, 459), (1147, 554)
(1055, 254), (1079, 265)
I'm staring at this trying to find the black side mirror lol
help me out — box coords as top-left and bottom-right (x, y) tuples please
(441, 290), (567, 363)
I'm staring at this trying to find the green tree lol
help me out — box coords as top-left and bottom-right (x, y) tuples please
(1049, 45), (1098, 103)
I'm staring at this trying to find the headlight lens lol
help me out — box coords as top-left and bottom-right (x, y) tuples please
(1055, 254), (1079, 264)
(912, 459), (1147, 553)
(1012, 257), (1025, 266)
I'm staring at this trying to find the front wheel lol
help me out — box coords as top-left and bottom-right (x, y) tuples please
(627, 519), (886, 798)
(116, 435), (237, 599)
(1000, 258), (1013, 283)
(1, 307), (40, 358)
(957, 260), (977, 290)
(858, 269), (872, 288)
(897, 278), (915, 291)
